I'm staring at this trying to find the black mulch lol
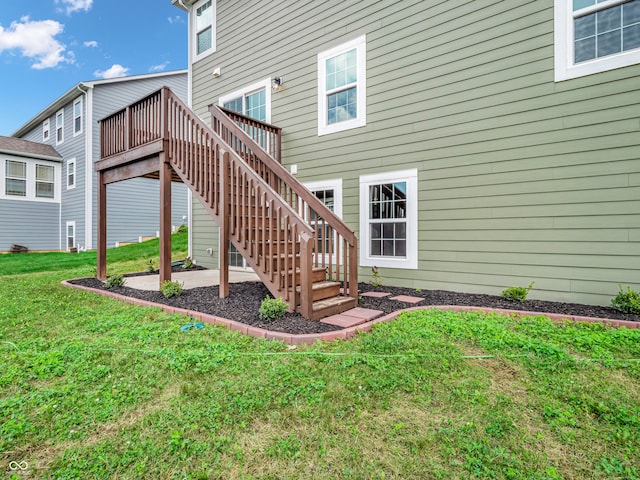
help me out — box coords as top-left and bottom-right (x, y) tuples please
(68, 269), (639, 335)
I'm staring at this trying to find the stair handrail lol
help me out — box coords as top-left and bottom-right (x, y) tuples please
(209, 104), (357, 246)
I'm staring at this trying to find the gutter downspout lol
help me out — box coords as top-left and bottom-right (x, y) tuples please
(76, 83), (94, 250)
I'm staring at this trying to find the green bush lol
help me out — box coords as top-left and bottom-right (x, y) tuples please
(104, 274), (125, 289)
(161, 280), (184, 298)
(610, 285), (640, 314)
(146, 259), (156, 272)
(501, 281), (534, 302)
(177, 225), (188, 233)
(259, 296), (288, 322)
(182, 256), (194, 269)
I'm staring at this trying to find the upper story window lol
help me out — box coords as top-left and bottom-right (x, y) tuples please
(73, 98), (82, 136)
(2, 158), (59, 202)
(555, 0), (640, 80)
(359, 169), (418, 270)
(318, 35), (366, 136)
(43, 119), (50, 142)
(67, 158), (76, 189)
(193, 0), (215, 61)
(56, 109), (64, 145)
(5, 160), (27, 197)
(36, 164), (55, 198)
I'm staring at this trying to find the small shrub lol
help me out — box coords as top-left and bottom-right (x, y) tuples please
(161, 280), (184, 298)
(501, 281), (534, 302)
(182, 257), (194, 269)
(370, 266), (383, 287)
(177, 225), (188, 233)
(104, 274), (125, 289)
(146, 259), (156, 272)
(611, 284), (640, 314)
(259, 296), (287, 322)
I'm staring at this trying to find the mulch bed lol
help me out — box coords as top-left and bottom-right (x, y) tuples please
(68, 268), (639, 335)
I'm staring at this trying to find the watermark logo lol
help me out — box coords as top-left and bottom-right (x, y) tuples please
(9, 461), (29, 471)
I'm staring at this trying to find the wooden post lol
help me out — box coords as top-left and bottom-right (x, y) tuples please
(97, 171), (107, 281)
(299, 232), (313, 319)
(159, 153), (172, 285)
(219, 151), (230, 298)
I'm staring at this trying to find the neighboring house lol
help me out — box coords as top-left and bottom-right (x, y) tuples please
(10, 70), (190, 252)
(164, 0), (639, 308)
(0, 136), (62, 251)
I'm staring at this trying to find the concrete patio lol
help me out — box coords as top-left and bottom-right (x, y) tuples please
(124, 269), (261, 291)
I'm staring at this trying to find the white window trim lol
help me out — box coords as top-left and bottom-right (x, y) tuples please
(67, 158), (76, 190)
(192, 0), (216, 63)
(554, 0), (640, 81)
(55, 108), (64, 146)
(66, 220), (76, 251)
(73, 97), (83, 136)
(318, 35), (367, 136)
(43, 119), (50, 142)
(304, 178), (343, 265)
(359, 169), (418, 270)
(218, 77), (272, 122)
(1, 156), (60, 203)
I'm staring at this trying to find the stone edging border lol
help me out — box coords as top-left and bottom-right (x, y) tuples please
(62, 280), (640, 345)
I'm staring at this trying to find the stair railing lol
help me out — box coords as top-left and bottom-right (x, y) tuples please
(210, 104), (358, 302)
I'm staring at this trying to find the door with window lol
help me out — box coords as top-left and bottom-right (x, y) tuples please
(219, 80), (270, 269)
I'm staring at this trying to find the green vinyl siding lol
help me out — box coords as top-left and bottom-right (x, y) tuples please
(189, 0), (640, 305)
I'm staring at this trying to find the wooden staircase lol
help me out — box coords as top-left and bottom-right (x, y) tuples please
(96, 87), (358, 320)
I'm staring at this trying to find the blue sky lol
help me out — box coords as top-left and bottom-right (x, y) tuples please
(0, 0), (188, 136)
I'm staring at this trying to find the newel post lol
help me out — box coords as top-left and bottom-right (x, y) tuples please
(219, 150), (230, 298)
(299, 232), (314, 319)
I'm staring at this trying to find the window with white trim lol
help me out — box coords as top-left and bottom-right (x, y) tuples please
(67, 158), (76, 189)
(318, 35), (367, 136)
(43, 119), (50, 142)
(55, 109), (64, 145)
(73, 97), (82, 136)
(359, 169), (418, 270)
(555, 0), (640, 81)
(219, 78), (271, 147)
(304, 179), (343, 262)
(193, 0), (215, 61)
(66, 221), (76, 250)
(36, 164), (55, 199)
(5, 160), (27, 197)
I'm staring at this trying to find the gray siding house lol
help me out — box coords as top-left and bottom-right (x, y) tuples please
(11, 70), (189, 251)
(0, 136), (62, 251)
(174, 0), (640, 307)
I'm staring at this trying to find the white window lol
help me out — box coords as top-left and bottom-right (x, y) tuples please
(359, 169), (418, 270)
(36, 164), (55, 199)
(56, 109), (64, 145)
(304, 179), (343, 263)
(1, 158), (60, 202)
(66, 221), (76, 250)
(193, 0), (215, 61)
(5, 160), (27, 197)
(219, 78), (272, 146)
(317, 35), (366, 136)
(73, 97), (82, 136)
(43, 119), (50, 142)
(555, 0), (640, 81)
(67, 158), (76, 189)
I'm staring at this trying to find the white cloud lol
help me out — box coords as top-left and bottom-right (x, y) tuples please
(168, 15), (184, 24)
(149, 61), (170, 72)
(0, 16), (73, 69)
(94, 64), (129, 79)
(83, 40), (98, 48)
(56, 0), (93, 15)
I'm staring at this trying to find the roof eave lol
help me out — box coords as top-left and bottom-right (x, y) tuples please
(0, 148), (63, 162)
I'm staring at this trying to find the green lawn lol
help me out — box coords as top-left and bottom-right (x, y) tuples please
(1, 241), (639, 479)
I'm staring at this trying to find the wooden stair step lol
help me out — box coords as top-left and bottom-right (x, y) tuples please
(306, 295), (358, 320)
(297, 280), (341, 302)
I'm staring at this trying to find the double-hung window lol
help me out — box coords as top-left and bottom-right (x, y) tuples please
(43, 119), (50, 142)
(193, 0), (215, 61)
(67, 159), (76, 189)
(73, 97), (82, 136)
(5, 160), (27, 197)
(317, 35), (366, 136)
(56, 109), (64, 145)
(360, 169), (418, 270)
(555, 0), (640, 80)
(219, 78), (271, 147)
(36, 164), (55, 199)
(304, 179), (343, 263)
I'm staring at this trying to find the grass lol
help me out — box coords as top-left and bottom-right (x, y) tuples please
(1, 239), (640, 479)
